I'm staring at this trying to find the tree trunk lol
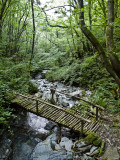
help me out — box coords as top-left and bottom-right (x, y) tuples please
(77, 0), (120, 88)
(106, 0), (114, 52)
(88, 0), (92, 30)
(0, 0), (7, 43)
(28, 0), (35, 73)
(106, 0), (120, 79)
(98, 0), (107, 32)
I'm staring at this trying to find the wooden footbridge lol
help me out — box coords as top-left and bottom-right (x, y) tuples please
(11, 90), (104, 135)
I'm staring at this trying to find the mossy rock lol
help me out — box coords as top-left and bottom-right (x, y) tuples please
(84, 132), (102, 146)
(93, 137), (102, 146)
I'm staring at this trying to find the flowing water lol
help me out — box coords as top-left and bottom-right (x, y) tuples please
(0, 70), (92, 160)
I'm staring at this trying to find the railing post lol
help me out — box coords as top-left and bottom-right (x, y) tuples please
(50, 88), (56, 105)
(81, 120), (84, 136)
(36, 100), (38, 114)
(96, 107), (98, 121)
(57, 124), (62, 143)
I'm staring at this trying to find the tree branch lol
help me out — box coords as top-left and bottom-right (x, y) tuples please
(45, 5), (75, 11)
(42, 8), (68, 28)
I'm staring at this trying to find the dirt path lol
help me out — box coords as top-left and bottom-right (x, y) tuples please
(96, 113), (120, 147)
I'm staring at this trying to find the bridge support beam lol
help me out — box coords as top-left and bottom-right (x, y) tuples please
(96, 107), (99, 121)
(50, 89), (56, 105)
(36, 100), (38, 114)
(81, 120), (84, 137)
(57, 124), (62, 143)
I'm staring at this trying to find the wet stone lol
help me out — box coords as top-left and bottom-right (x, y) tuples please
(0, 138), (12, 160)
(58, 137), (74, 152)
(62, 100), (69, 107)
(75, 141), (87, 148)
(101, 146), (120, 160)
(78, 145), (92, 153)
(44, 121), (56, 130)
(30, 139), (73, 160)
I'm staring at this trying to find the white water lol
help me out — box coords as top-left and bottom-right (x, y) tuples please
(27, 71), (92, 132)
(27, 112), (49, 133)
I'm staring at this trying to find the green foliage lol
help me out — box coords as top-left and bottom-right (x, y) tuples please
(0, 81), (15, 135)
(98, 147), (104, 156)
(28, 82), (39, 94)
(88, 82), (120, 113)
(111, 122), (120, 129)
(0, 57), (29, 92)
(42, 54), (107, 87)
(72, 102), (88, 116)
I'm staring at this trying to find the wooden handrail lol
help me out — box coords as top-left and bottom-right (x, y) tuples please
(54, 90), (104, 110)
(14, 93), (91, 123)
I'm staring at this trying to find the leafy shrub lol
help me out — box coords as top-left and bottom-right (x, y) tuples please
(0, 81), (15, 135)
(28, 82), (39, 94)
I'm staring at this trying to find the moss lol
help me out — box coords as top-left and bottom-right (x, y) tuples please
(111, 122), (120, 129)
(98, 147), (104, 156)
(93, 137), (102, 146)
(117, 133), (120, 138)
(26, 106), (31, 110)
(73, 148), (80, 152)
(12, 99), (22, 105)
(84, 132), (102, 146)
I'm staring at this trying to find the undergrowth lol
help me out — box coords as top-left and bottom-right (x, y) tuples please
(32, 51), (120, 113)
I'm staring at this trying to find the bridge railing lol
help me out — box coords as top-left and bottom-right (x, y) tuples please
(13, 92), (92, 135)
(53, 89), (104, 121)
(15, 93), (90, 122)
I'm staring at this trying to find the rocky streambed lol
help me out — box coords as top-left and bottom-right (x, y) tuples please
(0, 109), (102, 160)
(1, 71), (119, 160)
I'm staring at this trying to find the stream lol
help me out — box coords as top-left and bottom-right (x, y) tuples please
(0, 71), (93, 160)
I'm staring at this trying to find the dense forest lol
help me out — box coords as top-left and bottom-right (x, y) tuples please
(0, 0), (120, 159)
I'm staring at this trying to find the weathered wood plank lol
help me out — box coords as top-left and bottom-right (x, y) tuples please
(91, 122), (100, 132)
(42, 107), (56, 117)
(11, 93), (103, 135)
(14, 93), (91, 123)
(56, 112), (66, 122)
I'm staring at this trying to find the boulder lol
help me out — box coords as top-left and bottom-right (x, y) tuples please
(0, 138), (12, 160)
(46, 133), (57, 142)
(78, 145), (92, 153)
(75, 141), (88, 148)
(44, 121), (56, 130)
(59, 137), (73, 151)
(35, 92), (42, 98)
(70, 90), (82, 97)
(62, 100), (69, 107)
(31, 139), (53, 160)
(86, 146), (98, 156)
(64, 140), (73, 151)
(55, 144), (63, 150)
(31, 139), (73, 160)
(101, 146), (120, 160)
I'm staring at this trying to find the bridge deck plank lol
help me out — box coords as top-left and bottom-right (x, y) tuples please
(12, 94), (102, 134)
